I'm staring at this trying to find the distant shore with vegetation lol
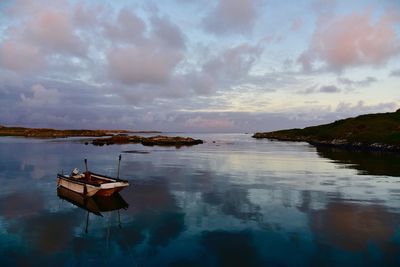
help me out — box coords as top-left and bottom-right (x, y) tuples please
(0, 125), (160, 138)
(253, 110), (400, 152)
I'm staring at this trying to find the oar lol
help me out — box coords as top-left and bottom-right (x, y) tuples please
(117, 154), (121, 179)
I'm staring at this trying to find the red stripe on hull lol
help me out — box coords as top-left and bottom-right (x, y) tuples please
(94, 187), (124, 197)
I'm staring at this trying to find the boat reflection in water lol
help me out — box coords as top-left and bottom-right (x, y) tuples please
(57, 187), (129, 233)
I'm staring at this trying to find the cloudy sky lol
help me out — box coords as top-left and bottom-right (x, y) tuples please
(0, 0), (399, 132)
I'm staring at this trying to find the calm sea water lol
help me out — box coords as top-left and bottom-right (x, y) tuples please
(0, 134), (399, 266)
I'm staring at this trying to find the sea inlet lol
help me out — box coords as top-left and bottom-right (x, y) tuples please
(0, 133), (399, 266)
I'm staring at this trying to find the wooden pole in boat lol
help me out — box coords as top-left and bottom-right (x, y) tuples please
(84, 158), (91, 181)
(84, 159), (88, 172)
(117, 154), (121, 179)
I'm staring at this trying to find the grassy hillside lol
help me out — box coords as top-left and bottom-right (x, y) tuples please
(253, 110), (400, 146)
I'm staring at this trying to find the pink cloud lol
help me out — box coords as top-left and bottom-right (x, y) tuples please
(24, 9), (86, 55)
(107, 46), (182, 85)
(202, 44), (261, 82)
(103, 9), (145, 44)
(203, 0), (259, 35)
(0, 41), (45, 72)
(185, 116), (233, 129)
(299, 10), (400, 71)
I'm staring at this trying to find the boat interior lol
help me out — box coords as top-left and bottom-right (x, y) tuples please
(68, 172), (117, 185)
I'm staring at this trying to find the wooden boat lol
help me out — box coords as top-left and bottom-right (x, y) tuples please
(57, 156), (129, 197)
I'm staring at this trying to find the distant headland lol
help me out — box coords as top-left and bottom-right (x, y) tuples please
(0, 125), (160, 138)
(253, 109), (400, 152)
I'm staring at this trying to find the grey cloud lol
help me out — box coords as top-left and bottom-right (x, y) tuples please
(319, 85), (340, 93)
(185, 43), (262, 95)
(0, 0), (264, 107)
(202, 44), (261, 82)
(296, 85), (318, 95)
(20, 84), (60, 107)
(203, 0), (259, 35)
(113, 43), (263, 102)
(105, 12), (186, 87)
(337, 76), (377, 87)
(73, 3), (104, 28)
(296, 84), (341, 95)
(334, 101), (397, 115)
(390, 69), (400, 77)
(103, 9), (145, 44)
(151, 16), (186, 50)
(1, 78), (398, 132)
(107, 46), (182, 85)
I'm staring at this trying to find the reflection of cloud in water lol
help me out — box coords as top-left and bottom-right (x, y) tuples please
(200, 230), (263, 267)
(202, 187), (262, 222)
(0, 209), (79, 266)
(0, 191), (44, 219)
(116, 178), (187, 256)
(310, 202), (399, 252)
(121, 180), (179, 214)
(7, 210), (81, 255)
(1, 136), (400, 265)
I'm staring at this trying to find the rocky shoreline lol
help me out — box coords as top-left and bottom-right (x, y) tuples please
(253, 132), (400, 152)
(91, 135), (204, 147)
(253, 110), (400, 153)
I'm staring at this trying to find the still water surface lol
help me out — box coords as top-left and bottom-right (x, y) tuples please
(0, 134), (399, 266)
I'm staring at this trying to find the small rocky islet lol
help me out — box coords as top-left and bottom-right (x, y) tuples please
(91, 135), (203, 147)
(253, 109), (400, 152)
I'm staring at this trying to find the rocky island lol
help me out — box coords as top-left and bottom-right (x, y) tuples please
(0, 125), (160, 138)
(0, 125), (203, 147)
(253, 109), (400, 152)
(91, 135), (203, 147)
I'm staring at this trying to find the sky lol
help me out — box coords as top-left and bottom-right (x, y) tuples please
(0, 0), (399, 132)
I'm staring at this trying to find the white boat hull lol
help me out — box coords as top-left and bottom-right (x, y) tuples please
(57, 177), (100, 197)
(57, 172), (129, 197)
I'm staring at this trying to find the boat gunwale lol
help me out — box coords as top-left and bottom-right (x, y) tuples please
(57, 172), (129, 187)
(57, 174), (101, 187)
(90, 171), (129, 183)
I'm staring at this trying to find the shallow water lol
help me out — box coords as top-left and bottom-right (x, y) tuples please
(0, 134), (399, 266)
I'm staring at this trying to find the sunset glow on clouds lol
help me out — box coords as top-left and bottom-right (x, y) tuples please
(0, 0), (399, 132)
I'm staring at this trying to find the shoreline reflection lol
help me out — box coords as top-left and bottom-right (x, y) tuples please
(316, 146), (400, 176)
